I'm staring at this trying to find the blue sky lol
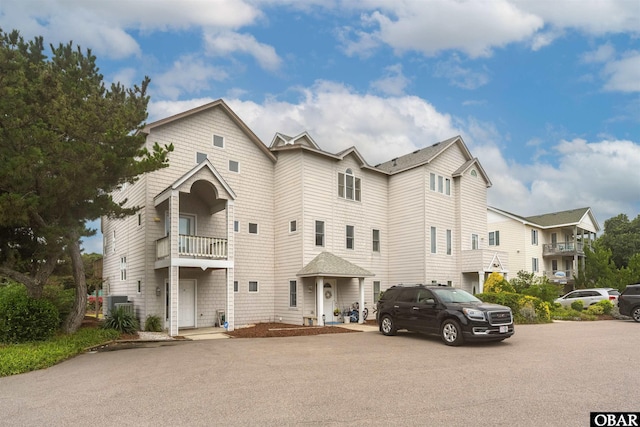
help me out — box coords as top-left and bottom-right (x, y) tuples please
(1, 0), (639, 254)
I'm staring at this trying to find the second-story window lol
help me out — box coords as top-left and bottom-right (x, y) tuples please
(489, 231), (500, 246)
(346, 225), (354, 249)
(249, 223), (258, 234)
(372, 229), (380, 252)
(338, 169), (361, 201)
(471, 234), (479, 250)
(531, 229), (539, 245)
(315, 221), (324, 247)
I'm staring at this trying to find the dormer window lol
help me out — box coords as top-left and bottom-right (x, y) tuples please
(338, 168), (361, 201)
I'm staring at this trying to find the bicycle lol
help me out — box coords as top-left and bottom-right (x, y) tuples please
(349, 301), (369, 323)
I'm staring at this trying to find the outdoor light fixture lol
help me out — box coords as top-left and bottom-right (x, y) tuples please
(155, 287), (161, 297)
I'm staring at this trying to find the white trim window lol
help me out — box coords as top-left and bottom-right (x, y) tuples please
(373, 281), (381, 303)
(290, 220), (297, 233)
(430, 173), (452, 196)
(234, 221), (239, 232)
(532, 258), (539, 273)
(120, 257), (126, 281)
(196, 152), (207, 163)
(137, 280), (141, 294)
(338, 169), (361, 201)
(315, 221), (324, 247)
(430, 227), (437, 253)
(346, 225), (355, 250)
(213, 134), (224, 148)
(234, 281), (238, 292)
(489, 231), (500, 246)
(229, 160), (239, 173)
(531, 229), (539, 245)
(249, 223), (258, 234)
(471, 234), (479, 250)
(446, 229), (452, 255)
(372, 229), (380, 252)
(249, 281), (258, 292)
(289, 280), (297, 307)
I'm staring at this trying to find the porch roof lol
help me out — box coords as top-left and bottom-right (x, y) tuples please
(296, 251), (375, 278)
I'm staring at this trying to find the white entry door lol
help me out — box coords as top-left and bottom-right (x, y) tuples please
(322, 280), (336, 322)
(179, 280), (196, 328)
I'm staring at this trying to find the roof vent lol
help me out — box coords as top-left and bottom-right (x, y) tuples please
(413, 149), (420, 154)
(392, 157), (398, 166)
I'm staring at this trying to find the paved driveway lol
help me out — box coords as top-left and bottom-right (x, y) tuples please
(1, 320), (638, 426)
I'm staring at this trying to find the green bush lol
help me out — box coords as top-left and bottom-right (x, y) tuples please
(144, 315), (163, 332)
(0, 327), (119, 377)
(0, 284), (59, 343)
(570, 300), (584, 311)
(102, 307), (139, 334)
(476, 292), (552, 324)
(586, 304), (604, 315)
(42, 284), (75, 326)
(521, 283), (562, 303)
(483, 272), (516, 293)
(551, 306), (596, 321)
(595, 299), (614, 315)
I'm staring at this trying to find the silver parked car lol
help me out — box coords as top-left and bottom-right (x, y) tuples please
(554, 288), (620, 309)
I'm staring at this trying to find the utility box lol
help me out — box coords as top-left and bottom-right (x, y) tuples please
(104, 295), (129, 317)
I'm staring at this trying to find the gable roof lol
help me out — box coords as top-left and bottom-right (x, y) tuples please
(269, 131), (320, 150)
(141, 99), (277, 163)
(374, 136), (464, 174)
(489, 206), (600, 231)
(297, 252), (375, 278)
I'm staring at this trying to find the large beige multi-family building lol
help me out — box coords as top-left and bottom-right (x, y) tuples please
(102, 99), (510, 335)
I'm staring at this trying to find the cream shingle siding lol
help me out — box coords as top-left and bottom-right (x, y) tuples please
(103, 101), (501, 330)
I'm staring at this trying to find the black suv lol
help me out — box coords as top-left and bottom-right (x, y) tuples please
(618, 284), (640, 322)
(376, 284), (514, 346)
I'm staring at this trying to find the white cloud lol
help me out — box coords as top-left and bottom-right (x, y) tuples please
(152, 55), (229, 100)
(204, 31), (282, 71)
(433, 55), (490, 89)
(370, 64), (410, 96)
(602, 51), (640, 93)
(342, 0), (544, 58)
(581, 43), (616, 64)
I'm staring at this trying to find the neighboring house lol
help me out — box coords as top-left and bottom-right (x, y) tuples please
(102, 99), (508, 336)
(487, 206), (600, 291)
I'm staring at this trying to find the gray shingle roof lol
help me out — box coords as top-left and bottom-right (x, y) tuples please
(524, 207), (591, 227)
(297, 252), (375, 278)
(374, 136), (461, 174)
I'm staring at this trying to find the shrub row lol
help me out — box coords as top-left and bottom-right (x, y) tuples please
(0, 284), (59, 343)
(476, 292), (552, 324)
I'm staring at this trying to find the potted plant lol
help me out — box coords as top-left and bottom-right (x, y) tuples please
(333, 308), (340, 317)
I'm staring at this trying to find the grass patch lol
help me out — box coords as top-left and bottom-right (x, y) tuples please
(0, 327), (119, 377)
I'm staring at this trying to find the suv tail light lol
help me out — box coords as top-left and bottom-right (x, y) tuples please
(609, 296), (617, 300)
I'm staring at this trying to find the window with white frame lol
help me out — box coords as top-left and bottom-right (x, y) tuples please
(430, 173), (436, 191)
(315, 221), (324, 247)
(120, 257), (126, 281)
(249, 223), (258, 234)
(438, 176), (443, 193)
(338, 169), (361, 201)
(532, 258), (539, 272)
(446, 229), (452, 255)
(372, 229), (380, 252)
(213, 134), (224, 148)
(430, 173), (452, 195)
(346, 225), (354, 249)
(137, 280), (141, 294)
(289, 220), (297, 233)
(289, 280), (297, 307)
(234, 281), (238, 292)
(531, 229), (539, 245)
(489, 230), (500, 246)
(249, 281), (258, 292)
(373, 281), (381, 302)
(229, 160), (239, 172)
(430, 227), (437, 253)
(472, 234), (479, 250)
(445, 178), (451, 195)
(234, 221), (239, 232)
(196, 152), (207, 163)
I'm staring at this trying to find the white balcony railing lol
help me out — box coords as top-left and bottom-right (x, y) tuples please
(156, 235), (227, 259)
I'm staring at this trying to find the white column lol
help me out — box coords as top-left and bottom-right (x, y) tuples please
(478, 272), (484, 293)
(358, 278), (365, 324)
(316, 277), (324, 326)
(226, 267), (234, 331)
(226, 199), (235, 332)
(169, 190), (180, 336)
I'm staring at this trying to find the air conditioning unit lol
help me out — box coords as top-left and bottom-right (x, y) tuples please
(114, 302), (135, 316)
(104, 295), (129, 317)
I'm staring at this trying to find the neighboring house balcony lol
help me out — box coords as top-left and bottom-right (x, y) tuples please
(156, 234), (228, 260)
(542, 242), (584, 257)
(544, 269), (575, 284)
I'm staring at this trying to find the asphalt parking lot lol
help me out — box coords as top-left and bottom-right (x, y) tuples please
(1, 320), (638, 426)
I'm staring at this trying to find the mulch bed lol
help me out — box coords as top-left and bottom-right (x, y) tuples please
(225, 320), (377, 338)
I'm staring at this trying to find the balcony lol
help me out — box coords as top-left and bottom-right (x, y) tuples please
(156, 235), (228, 260)
(543, 242), (584, 257)
(544, 270), (575, 284)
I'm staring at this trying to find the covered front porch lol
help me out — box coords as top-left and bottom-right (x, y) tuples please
(297, 252), (375, 326)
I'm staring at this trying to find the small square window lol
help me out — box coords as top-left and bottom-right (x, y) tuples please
(249, 281), (258, 292)
(213, 134), (224, 148)
(229, 160), (239, 173)
(249, 223), (258, 234)
(290, 220), (297, 233)
(196, 152), (207, 163)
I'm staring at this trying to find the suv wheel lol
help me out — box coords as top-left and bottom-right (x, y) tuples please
(632, 306), (640, 323)
(380, 315), (397, 336)
(441, 319), (464, 346)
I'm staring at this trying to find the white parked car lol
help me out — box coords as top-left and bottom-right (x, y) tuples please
(554, 288), (620, 309)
